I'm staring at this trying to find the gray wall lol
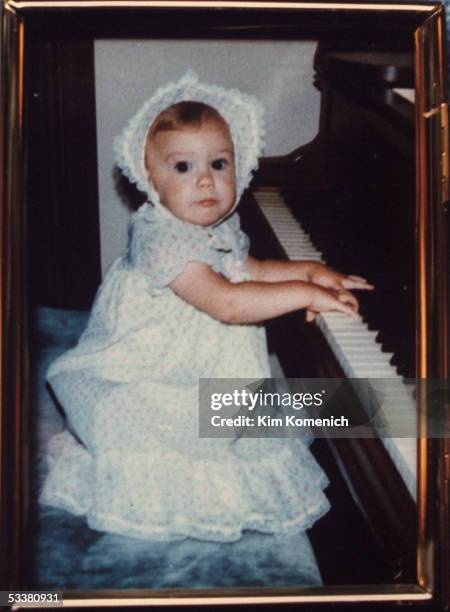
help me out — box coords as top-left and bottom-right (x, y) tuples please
(95, 40), (320, 273)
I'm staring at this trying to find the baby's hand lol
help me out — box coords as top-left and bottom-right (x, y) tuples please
(305, 284), (360, 323)
(307, 262), (374, 292)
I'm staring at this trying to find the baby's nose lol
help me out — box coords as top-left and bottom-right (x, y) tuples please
(197, 168), (214, 187)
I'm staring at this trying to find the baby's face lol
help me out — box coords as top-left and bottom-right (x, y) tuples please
(145, 118), (236, 227)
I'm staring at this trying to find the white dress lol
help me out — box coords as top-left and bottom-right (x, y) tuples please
(40, 202), (330, 542)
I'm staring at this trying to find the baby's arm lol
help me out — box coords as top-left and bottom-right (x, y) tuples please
(246, 256), (374, 291)
(170, 262), (359, 325)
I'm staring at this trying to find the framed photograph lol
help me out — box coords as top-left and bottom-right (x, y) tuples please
(1, 0), (449, 608)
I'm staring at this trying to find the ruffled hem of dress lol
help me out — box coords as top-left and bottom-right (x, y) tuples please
(40, 431), (330, 543)
(90, 500), (329, 543)
(41, 492), (330, 544)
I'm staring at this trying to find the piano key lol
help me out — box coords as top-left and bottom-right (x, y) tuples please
(253, 187), (417, 501)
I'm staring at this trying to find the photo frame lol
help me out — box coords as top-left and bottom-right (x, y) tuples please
(1, 0), (449, 608)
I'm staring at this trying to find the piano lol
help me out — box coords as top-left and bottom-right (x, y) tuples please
(240, 40), (418, 580)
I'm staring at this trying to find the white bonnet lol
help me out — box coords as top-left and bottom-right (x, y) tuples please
(114, 70), (265, 205)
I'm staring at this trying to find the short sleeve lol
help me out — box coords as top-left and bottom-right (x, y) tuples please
(128, 216), (220, 290)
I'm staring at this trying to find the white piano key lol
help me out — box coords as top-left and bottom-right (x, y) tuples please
(345, 350), (394, 364)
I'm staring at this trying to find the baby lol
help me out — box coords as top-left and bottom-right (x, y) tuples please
(40, 71), (373, 543)
(145, 100), (366, 323)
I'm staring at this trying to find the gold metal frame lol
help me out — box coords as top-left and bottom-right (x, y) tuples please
(1, 0), (448, 608)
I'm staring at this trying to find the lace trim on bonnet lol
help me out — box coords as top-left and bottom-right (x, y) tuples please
(113, 69), (265, 210)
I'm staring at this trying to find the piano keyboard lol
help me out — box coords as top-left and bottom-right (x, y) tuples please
(253, 188), (417, 501)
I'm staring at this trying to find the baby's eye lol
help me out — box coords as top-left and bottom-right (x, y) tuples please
(174, 161), (191, 173)
(211, 158), (228, 171)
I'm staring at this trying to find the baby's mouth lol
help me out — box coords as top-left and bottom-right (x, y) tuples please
(197, 198), (218, 207)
